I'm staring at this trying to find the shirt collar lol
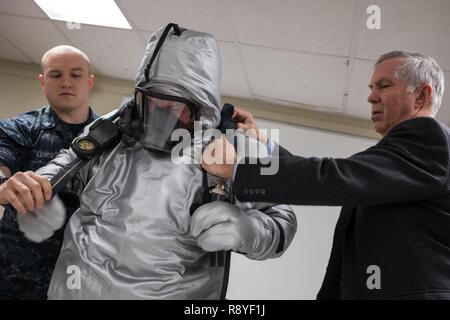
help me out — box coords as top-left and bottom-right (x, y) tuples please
(42, 106), (97, 129)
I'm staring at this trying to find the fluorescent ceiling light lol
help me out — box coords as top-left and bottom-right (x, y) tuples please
(34, 0), (132, 29)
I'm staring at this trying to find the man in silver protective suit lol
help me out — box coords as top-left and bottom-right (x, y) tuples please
(23, 24), (297, 299)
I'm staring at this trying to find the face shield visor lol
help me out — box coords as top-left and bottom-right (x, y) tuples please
(135, 87), (199, 153)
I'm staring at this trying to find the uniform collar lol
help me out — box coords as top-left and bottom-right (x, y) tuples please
(42, 106), (97, 129)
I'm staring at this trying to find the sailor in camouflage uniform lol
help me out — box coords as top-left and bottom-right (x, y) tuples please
(0, 45), (97, 299)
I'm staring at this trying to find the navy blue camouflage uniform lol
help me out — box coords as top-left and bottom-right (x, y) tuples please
(0, 106), (97, 299)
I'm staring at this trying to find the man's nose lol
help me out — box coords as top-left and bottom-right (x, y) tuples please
(367, 89), (379, 104)
(60, 76), (73, 88)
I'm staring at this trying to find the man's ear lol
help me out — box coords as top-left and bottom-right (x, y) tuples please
(88, 74), (95, 90)
(415, 84), (433, 110)
(38, 74), (45, 90)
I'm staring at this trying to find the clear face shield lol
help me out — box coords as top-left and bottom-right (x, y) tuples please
(135, 87), (199, 153)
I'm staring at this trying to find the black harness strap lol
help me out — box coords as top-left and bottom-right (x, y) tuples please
(144, 23), (182, 82)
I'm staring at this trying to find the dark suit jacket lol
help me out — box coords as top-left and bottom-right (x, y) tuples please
(233, 117), (450, 299)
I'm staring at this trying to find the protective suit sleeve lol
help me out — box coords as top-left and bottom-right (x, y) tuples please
(190, 196), (297, 261)
(36, 148), (91, 197)
(235, 199), (297, 260)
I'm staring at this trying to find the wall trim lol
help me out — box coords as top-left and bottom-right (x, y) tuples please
(223, 96), (380, 139)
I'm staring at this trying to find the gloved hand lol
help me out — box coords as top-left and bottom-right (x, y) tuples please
(190, 201), (261, 254)
(17, 195), (66, 243)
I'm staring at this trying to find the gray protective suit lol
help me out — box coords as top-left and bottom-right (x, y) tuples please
(35, 26), (297, 299)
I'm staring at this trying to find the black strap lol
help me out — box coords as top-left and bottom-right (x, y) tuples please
(201, 168), (210, 204)
(273, 219), (286, 254)
(118, 100), (142, 146)
(219, 251), (231, 300)
(144, 23), (182, 82)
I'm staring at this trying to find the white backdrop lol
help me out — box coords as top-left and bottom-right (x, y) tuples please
(227, 117), (377, 299)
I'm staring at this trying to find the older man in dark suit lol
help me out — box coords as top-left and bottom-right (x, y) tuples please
(201, 51), (450, 299)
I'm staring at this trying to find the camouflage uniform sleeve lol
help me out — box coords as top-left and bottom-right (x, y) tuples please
(0, 129), (26, 174)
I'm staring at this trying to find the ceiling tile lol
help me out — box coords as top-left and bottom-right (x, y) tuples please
(117, 0), (235, 41)
(55, 21), (146, 81)
(242, 45), (348, 111)
(356, 0), (450, 71)
(228, 0), (357, 57)
(0, 0), (47, 18)
(0, 35), (32, 63)
(0, 14), (68, 64)
(0, 0), (447, 127)
(218, 41), (252, 99)
(345, 59), (373, 119)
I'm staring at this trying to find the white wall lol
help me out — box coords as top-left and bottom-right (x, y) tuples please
(227, 118), (377, 300)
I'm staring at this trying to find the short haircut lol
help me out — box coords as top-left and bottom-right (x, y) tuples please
(375, 51), (445, 115)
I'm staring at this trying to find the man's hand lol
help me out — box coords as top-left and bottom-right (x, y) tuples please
(202, 135), (237, 180)
(190, 202), (258, 253)
(234, 108), (268, 145)
(0, 171), (52, 214)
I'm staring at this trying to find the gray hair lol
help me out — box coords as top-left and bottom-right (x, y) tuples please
(375, 51), (445, 115)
